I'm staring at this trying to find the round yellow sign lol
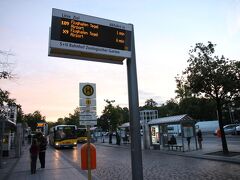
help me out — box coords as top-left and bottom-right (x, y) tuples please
(82, 85), (94, 96)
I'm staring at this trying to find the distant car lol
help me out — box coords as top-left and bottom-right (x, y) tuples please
(236, 125), (240, 135)
(214, 124), (239, 135)
(223, 124), (238, 135)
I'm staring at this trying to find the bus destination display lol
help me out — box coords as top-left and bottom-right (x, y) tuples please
(49, 9), (132, 63)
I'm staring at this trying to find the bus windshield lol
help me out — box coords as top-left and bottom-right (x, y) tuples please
(55, 126), (76, 140)
(76, 128), (87, 137)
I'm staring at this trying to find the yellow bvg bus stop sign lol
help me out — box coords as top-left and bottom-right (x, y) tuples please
(79, 83), (96, 100)
(82, 84), (94, 97)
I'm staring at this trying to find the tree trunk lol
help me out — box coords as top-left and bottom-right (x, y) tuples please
(216, 101), (229, 154)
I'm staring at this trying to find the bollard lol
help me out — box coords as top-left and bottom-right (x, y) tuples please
(216, 128), (221, 138)
(81, 143), (96, 170)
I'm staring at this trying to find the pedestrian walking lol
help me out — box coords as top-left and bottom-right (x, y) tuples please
(109, 131), (112, 144)
(116, 131), (121, 145)
(37, 132), (47, 169)
(197, 129), (203, 149)
(29, 139), (39, 174)
(101, 132), (105, 143)
(187, 137), (191, 150)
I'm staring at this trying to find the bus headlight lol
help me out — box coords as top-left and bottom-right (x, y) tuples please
(74, 142), (77, 145)
(55, 142), (59, 146)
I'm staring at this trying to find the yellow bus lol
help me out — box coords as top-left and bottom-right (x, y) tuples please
(76, 128), (88, 143)
(49, 125), (77, 148)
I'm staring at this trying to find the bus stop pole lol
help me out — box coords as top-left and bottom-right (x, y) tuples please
(87, 125), (92, 180)
(127, 24), (143, 180)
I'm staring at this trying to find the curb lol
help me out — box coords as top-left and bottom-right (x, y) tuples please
(155, 150), (240, 165)
(95, 142), (240, 165)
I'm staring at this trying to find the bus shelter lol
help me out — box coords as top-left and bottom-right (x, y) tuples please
(119, 122), (131, 144)
(148, 114), (197, 152)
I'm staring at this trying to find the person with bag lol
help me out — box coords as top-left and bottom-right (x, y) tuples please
(37, 132), (47, 169)
(29, 139), (39, 174)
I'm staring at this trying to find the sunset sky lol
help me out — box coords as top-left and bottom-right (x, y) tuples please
(1, 0), (240, 122)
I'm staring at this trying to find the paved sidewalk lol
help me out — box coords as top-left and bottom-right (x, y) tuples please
(0, 145), (87, 180)
(1, 138), (239, 180)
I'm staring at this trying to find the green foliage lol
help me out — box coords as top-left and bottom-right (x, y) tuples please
(49, 107), (81, 127)
(0, 88), (24, 123)
(64, 107), (80, 126)
(178, 97), (216, 120)
(140, 97), (217, 120)
(0, 89), (16, 106)
(16, 105), (24, 123)
(157, 99), (179, 117)
(56, 118), (65, 125)
(144, 99), (158, 108)
(0, 50), (14, 79)
(98, 99), (129, 131)
(175, 75), (193, 100)
(23, 111), (46, 131)
(183, 42), (239, 104)
(177, 41), (240, 153)
(46, 121), (55, 129)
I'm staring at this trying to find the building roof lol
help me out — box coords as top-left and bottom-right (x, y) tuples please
(148, 114), (195, 125)
(119, 114), (195, 128)
(119, 122), (130, 128)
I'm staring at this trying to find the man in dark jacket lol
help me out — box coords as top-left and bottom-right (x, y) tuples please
(197, 129), (203, 149)
(37, 132), (47, 168)
(29, 139), (39, 174)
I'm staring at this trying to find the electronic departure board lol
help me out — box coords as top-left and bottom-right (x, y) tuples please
(49, 9), (132, 64)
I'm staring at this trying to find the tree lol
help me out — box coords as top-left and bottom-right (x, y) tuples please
(16, 105), (24, 123)
(56, 118), (65, 125)
(144, 99), (158, 108)
(180, 41), (240, 153)
(157, 99), (179, 117)
(178, 97), (216, 120)
(175, 75), (193, 100)
(64, 107), (80, 126)
(0, 50), (15, 79)
(0, 89), (23, 124)
(98, 100), (128, 132)
(0, 89), (16, 106)
(23, 111), (46, 131)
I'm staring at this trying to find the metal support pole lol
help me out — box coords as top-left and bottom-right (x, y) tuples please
(127, 24), (143, 180)
(87, 125), (92, 180)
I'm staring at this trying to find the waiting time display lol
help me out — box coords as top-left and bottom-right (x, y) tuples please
(49, 9), (132, 63)
(51, 16), (131, 51)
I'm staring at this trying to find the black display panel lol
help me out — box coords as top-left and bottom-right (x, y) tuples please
(51, 17), (131, 51)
